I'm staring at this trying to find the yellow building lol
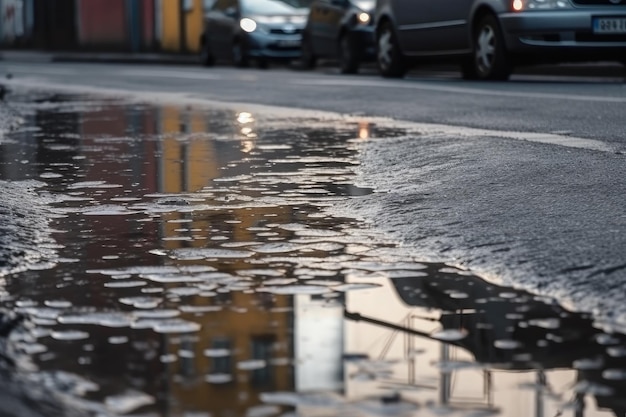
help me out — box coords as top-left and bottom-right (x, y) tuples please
(159, 0), (204, 53)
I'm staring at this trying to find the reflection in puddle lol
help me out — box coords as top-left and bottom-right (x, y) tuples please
(0, 93), (624, 416)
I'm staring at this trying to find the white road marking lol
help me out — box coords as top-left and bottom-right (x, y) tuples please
(292, 78), (626, 103)
(120, 69), (222, 80)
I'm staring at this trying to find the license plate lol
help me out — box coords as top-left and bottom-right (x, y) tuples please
(593, 17), (626, 34)
(276, 39), (300, 47)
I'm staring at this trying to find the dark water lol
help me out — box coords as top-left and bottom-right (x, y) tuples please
(0, 92), (625, 417)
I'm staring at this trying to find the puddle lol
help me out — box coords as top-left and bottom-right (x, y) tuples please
(0, 92), (624, 417)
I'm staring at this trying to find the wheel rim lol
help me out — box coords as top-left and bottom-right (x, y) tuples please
(475, 25), (496, 75)
(377, 28), (393, 71)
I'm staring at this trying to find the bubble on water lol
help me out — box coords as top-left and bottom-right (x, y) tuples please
(180, 305), (222, 314)
(595, 333), (620, 345)
(44, 300), (72, 308)
(602, 368), (626, 380)
(221, 241), (263, 248)
(51, 330), (90, 341)
(104, 280), (147, 288)
(498, 292), (518, 299)
(494, 339), (524, 350)
(239, 269), (286, 277)
(105, 390), (155, 414)
(160, 354), (177, 363)
(101, 255), (119, 260)
(294, 268), (339, 277)
(15, 300), (38, 308)
(167, 287), (202, 297)
(238, 359), (266, 370)
(148, 249), (168, 256)
(179, 349), (195, 358)
(152, 319), (201, 334)
(58, 312), (133, 328)
(119, 296), (162, 309)
(88, 266), (181, 276)
(141, 274), (204, 284)
(253, 242), (304, 254)
(258, 279), (297, 287)
(573, 380), (613, 396)
(170, 248), (254, 260)
(448, 292), (469, 299)
(430, 329), (468, 342)
(82, 205), (141, 216)
(40, 172), (63, 179)
(206, 373), (233, 384)
(257, 285), (330, 295)
(68, 181), (122, 190)
(204, 348), (231, 358)
(108, 336), (128, 345)
(133, 309), (180, 319)
(528, 318), (560, 329)
(18, 307), (61, 320)
(434, 360), (486, 373)
(607, 346), (626, 357)
(573, 357), (604, 370)
(332, 283), (381, 292)
(21, 343), (48, 355)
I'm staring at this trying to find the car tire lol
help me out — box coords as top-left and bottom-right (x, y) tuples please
(300, 36), (317, 70)
(462, 14), (511, 81)
(200, 37), (215, 67)
(376, 21), (406, 78)
(338, 33), (359, 74)
(232, 40), (249, 68)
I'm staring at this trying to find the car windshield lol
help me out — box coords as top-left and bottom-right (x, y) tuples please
(353, 0), (374, 11)
(241, 0), (310, 14)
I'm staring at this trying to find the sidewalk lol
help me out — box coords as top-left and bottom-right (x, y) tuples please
(0, 50), (199, 66)
(1, 49), (624, 79)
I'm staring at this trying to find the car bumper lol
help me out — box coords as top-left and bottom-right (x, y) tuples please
(499, 10), (626, 60)
(244, 32), (303, 60)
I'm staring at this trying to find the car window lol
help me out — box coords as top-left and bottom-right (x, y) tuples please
(352, 0), (374, 10)
(240, 0), (311, 14)
(212, 0), (237, 11)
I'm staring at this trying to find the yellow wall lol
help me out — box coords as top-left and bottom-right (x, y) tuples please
(160, 0), (204, 52)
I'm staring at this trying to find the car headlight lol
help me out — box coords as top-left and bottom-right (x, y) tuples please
(240, 18), (257, 33)
(357, 12), (371, 24)
(512, 0), (572, 10)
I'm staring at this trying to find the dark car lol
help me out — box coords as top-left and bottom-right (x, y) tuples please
(375, 0), (626, 80)
(301, 0), (376, 73)
(200, 0), (311, 68)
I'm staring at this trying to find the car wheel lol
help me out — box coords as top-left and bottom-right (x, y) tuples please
(376, 21), (406, 78)
(300, 36), (317, 70)
(200, 37), (215, 67)
(463, 14), (511, 81)
(338, 34), (359, 74)
(232, 40), (249, 68)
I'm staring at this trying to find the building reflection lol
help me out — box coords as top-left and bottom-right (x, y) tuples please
(344, 265), (625, 417)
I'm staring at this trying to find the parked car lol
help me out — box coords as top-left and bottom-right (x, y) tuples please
(374, 0), (626, 80)
(301, 0), (376, 73)
(200, 0), (311, 68)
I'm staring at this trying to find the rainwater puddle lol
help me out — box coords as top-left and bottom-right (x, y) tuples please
(0, 92), (624, 417)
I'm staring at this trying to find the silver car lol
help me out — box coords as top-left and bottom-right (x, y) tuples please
(374, 0), (626, 80)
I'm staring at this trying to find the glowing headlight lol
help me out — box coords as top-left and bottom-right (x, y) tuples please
(512, 0), (572, 10)
(357, 12), (371, 24)
(240, 18), (257, 33)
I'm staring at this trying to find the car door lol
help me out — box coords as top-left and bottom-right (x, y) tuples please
(206, 0), (240, 59)
(393, 0), (472, 54)
(308, 0), (348, 56)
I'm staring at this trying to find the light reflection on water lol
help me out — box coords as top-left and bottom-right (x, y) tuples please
(0, 93), (624, 417)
